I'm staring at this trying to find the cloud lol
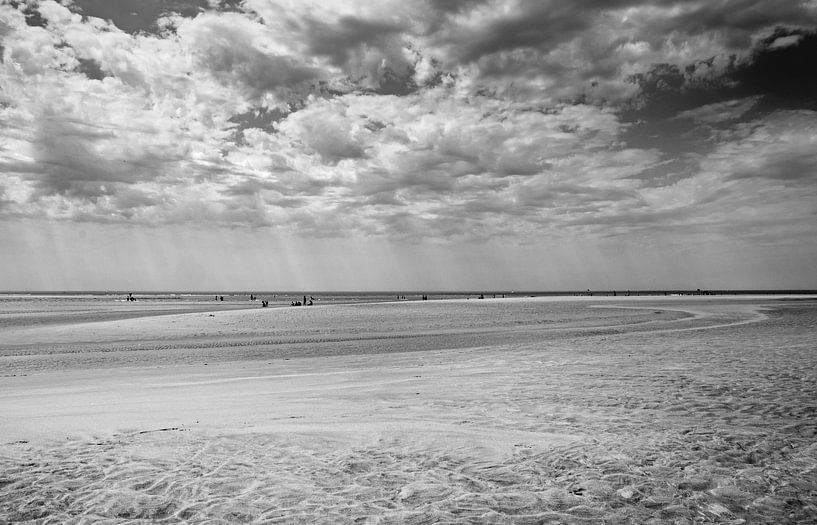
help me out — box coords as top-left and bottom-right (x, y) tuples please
(264, 91), (659, 238)
(733, 27), (817, 111)
(659, 0), (816, 38)
(69, 0), (246, 34)
(603, 110), (817, 241)
(227, 106), (287, 144)
(674, 96), (762, 125)
(74, 57), (107, 80)
(618, 24), (817, 190)
(32, 110), (193, 197)
(627, 27), (817, 119)
(417, 1), (817, 105)
(441, 1), (598, 64)
(274, 97), (372, 164)
(715, 111), (817, 184)
(428, 0), (488, 14)
(301, 15), (415, 93)
(178, 13), (322, 101)
(0, 0), (815, 253)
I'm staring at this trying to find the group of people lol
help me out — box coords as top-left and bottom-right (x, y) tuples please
(245, 294), (315, 307)
(240, 293), (314, 307)
(290, 296), (314, 306)
(249, 294), (271, 307)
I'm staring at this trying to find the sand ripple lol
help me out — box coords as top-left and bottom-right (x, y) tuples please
(1, 299), (816, 523)
(2, 421), (816, 524)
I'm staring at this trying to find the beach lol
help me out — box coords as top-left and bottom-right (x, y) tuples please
(1, 295), (816, 523)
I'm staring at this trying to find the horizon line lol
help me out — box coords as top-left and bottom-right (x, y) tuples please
(2, 289), (817, 295)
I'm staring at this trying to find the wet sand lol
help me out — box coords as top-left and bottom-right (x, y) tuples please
(1, 297), (816, 523)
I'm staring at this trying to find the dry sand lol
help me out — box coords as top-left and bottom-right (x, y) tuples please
(1, 296), (816, 523)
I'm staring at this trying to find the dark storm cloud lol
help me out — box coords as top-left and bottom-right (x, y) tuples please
(621, 25), (817, 185)
(627, 61), (723, 120)
(629, 27), (817, 121)
(733, 28), (817, 112)
(419, 0), (817, 113)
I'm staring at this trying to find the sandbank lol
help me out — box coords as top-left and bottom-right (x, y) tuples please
(1, 296), (816, 523)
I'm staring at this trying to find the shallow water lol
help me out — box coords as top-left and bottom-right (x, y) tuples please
(1, 296), (816, 523)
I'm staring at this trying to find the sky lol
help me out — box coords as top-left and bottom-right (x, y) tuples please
(0, 0), (816, 291)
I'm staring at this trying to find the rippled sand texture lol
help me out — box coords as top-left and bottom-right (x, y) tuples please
(1, 297), (816, 523)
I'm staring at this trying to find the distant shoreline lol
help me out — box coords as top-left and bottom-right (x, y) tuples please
(2, 289), (817, 297)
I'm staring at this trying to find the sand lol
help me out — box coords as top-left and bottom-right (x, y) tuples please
(1, 296), (816, 523)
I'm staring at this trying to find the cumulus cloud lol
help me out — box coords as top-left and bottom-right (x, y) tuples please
(0, 0), (815, 251)
(301, 15), (414, 93)
(177, 13), (321, 101)
(253, 91), (659, 238)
